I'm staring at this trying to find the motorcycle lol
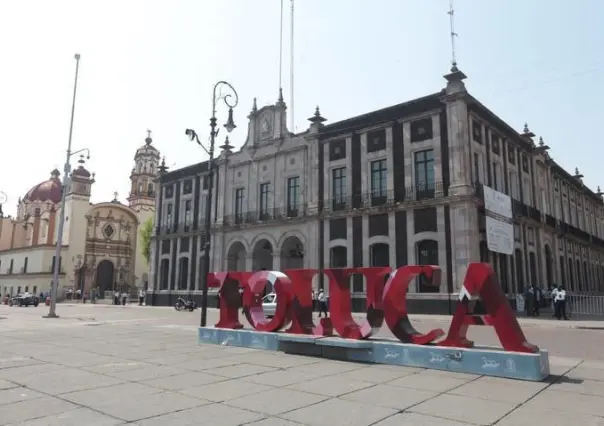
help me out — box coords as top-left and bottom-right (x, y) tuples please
(174, 297), (197, 312)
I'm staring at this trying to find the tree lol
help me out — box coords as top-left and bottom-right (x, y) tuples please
(139, 217), (153, 265)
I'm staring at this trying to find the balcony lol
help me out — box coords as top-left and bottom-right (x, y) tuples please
(321, 182), (446, 215)
(512, 199), (528, 217)
(527, 206), (542, 222)
(221, 205), (309, 228)
(545, 214), (557, 228)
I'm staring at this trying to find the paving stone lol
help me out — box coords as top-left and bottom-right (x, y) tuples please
(209, 363), (274, 378)
(286, 375), (375, 397)
(497, 404), (604, 426)
(449, 376), (546, 403)
(0, 396), (77, 425)
(374, 412), (472, 426)
(226, 387), (327, 416)
(340, 384), (437, 410)
(0, 387), (45, 405)
(61, 382), (162, 406)
(14, 368), (123, 395)
(139, 371), (227, 390)
(527, 388), (604, 417)
(135, 402), (264, 426)
(0, 355), (41, 369)
(409, 393), (516, 425)
(387, 371), (471, 392)
(74, 390), (208, 422)
(567, 366), (604, 382)
(243, 370), (317, 387)
(0, 379), (18, 390)
(285, 360), (364, 377)
(550, 377), (604, 397)
(281, 397), (397, 426)
(334, 365), (419, 384)
(246, 418), (308, 426)
(12, 407), (125, 426)
(0, 363), (64, 380)
(178, 379), (274, 402)
(102, 365), (186, 382)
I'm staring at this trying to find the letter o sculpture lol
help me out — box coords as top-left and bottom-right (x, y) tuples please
(243, 270), (294, 332)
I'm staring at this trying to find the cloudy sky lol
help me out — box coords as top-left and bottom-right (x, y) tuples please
(0, 0), (602, 215)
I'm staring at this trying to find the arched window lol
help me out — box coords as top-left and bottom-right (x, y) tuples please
(178, 257), (189, 290)
(329, 246), (347, 268)
(515, 249), (524, 294)
(416, 240), (439, 293)
(370, 243), (390, 267)
(160, 259), (169, 290)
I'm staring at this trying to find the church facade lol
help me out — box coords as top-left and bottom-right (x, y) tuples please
(148, 68), (604, 312)
(0, 133), (160, 298)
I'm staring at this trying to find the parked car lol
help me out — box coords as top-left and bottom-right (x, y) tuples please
(262, 293), (277, 317)
(9, 293), (39, 307)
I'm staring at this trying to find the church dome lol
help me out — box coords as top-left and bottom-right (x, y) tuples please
(24, 169), (62, 203)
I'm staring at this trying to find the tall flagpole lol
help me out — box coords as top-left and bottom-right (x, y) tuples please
(279, 0), (284, 92)
(289, 0), (295, 132)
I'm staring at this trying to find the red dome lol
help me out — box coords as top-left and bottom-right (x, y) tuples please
(24, 169), (62, 204)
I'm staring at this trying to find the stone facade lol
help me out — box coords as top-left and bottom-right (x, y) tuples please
(148, 68), (604, 312)
(0, 133), (160, 298)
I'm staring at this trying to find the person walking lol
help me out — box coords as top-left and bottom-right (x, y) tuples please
(550, 285), (559, 317)
(531, 285), (542, 316)
(138, 289), (145, 306)
(317, 289), (328, 318)
(554, 285), (568, 320)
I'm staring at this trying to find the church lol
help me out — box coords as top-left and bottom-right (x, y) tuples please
(0, 132), (161, 299)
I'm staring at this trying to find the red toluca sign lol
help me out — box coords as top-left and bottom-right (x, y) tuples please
(208, 263), (539, 354)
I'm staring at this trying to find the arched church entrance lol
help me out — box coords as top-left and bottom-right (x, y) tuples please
(96, 260), (115, 298)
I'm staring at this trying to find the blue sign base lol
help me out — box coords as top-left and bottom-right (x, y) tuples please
(198, 327), (549, 382)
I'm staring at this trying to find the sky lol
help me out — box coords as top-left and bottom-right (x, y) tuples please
(0, 0), (602, 216)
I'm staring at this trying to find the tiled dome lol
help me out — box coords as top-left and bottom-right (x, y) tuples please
(24, 169), (62, 204)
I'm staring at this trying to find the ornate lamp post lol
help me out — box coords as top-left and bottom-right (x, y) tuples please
(186, 81), (238, 327)
(45, 53), (92, 319)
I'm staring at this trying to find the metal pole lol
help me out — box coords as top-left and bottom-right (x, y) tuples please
(200, 87), (218, 327)
(45, 53), (81, 319)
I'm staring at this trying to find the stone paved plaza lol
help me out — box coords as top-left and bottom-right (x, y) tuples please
(1, 304), (604, 425)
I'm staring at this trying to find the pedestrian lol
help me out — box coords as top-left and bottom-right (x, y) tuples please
(138, 289), (145, 306)
(525, 286), (534, 317)
(550, 285), (559, 317)
(121, 292), (127, 306)
(317, 289), (328, 318)
(532, 285), (542, 316)
(554, 285), (568, 320)
(114, 291), (120, 306)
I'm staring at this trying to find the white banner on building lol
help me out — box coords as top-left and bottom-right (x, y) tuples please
(483, 185), (512, 219)
(485, 216), (514, 255)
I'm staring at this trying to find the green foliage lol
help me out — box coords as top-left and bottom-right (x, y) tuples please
(140, 217), (153, 265)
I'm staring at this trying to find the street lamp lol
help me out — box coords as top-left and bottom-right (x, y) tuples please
(44, 53), (86, 319)
(186, 80), (238, 327)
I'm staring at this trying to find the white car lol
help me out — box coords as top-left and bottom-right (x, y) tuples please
(262, 293), (277, 317)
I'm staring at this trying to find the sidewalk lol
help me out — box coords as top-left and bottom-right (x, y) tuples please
(56, 302), (604, 330)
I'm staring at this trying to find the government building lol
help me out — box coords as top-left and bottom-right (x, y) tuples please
(147, 66), (604, 312)
(0, 133), (161, 299)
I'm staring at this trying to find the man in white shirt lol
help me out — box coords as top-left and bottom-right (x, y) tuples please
(554, 285), (568, 320)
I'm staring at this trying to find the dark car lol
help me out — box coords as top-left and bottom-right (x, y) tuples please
(9, 293), (39, 307)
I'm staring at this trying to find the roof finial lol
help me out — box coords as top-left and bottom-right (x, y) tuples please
(575, 167), (580, 176)
(252, 97), (258, 112)
(523, 123), (529, 134)
(113, 191), (118, 201)
(539, 136), (544, 147)
(145, 129), (152, 145)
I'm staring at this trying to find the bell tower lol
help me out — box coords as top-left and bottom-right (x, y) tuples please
(128, 130), (161, 212)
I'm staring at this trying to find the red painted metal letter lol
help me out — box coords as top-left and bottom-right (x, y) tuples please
(382, 265), (445, 344)
(243, 270), (293, 332)
(324, 267), (390, 339)
(439, 263), (539, 353)
(283, 269), (333, 336)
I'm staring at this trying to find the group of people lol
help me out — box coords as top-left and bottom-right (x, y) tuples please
(525, 284), (568, 320)
(113, 289), (147, 306)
